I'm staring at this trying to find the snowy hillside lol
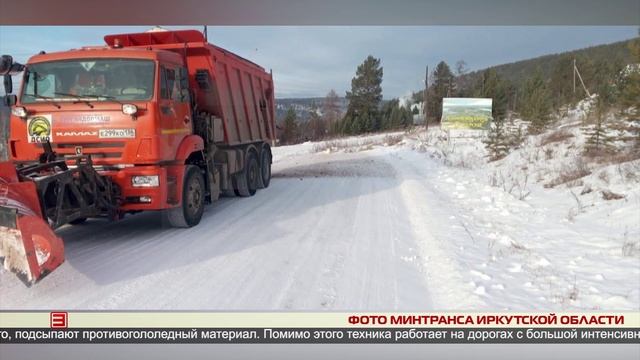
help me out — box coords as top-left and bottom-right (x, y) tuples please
(400, 100), (639, 309)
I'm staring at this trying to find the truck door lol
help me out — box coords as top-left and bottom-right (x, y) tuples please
(158, 63), (192, 160)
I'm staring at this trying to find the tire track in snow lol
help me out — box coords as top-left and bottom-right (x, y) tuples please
(385, 149), (485, 309)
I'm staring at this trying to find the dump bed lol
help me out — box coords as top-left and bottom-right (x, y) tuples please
(104, 30), (276, 146)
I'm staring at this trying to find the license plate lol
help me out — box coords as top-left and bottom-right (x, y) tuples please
(99, 129), (136, 138)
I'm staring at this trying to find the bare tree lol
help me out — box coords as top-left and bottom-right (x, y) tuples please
(309, 103), (326, 140)
(322, 89), (342, 134)
(455, 60), (467, 76)
(455, 60), (468, 96)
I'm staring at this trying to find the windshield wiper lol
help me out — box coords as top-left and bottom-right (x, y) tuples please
(53, 92), (96, 108)
(96, 95), (124, 105)
(27, 94), (61, 109)
(90, 94), (123, 105)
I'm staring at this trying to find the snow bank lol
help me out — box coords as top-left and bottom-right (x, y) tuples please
(395, 100), (639, 310)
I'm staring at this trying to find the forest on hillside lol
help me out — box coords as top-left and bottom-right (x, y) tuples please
(277, 35), (639, 151)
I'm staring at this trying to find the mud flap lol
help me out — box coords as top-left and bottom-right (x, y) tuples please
(0, 162), (65, 286)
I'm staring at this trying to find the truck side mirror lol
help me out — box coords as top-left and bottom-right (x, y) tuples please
(1, 55), (26, 94)
(4, 94), (17, 106)
(4, 74), (12, 94)
(0, 55), (13, 75)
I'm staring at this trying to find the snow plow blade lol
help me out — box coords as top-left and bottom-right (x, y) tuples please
(0, 161), (64, 286)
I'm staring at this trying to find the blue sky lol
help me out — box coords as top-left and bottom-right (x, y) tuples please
(0, 26), (637, 99)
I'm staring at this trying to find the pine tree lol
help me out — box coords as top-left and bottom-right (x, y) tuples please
(390, 105), (402, 128)
(584, 63), (616, 155)
(549, 54), (579, 109)
(574, 54), (596, 96)
(331, 117), (344, 136)
(583, 95), (613, 156)
(281, 107), (297, 144)
(483, 117), (509, 161)
(521, 70), (552, 134)
(583, 114), (612, 155)
(474, 68), (508, 121)
(482, 78), (524, 159)
(618, 32), (640, 145)
(429, 61), (455, 123)
(549, 55), (574, 108)
(339, 114), (351, 134)
(380, 99), (398, 130)
(344, 55), (383, 134)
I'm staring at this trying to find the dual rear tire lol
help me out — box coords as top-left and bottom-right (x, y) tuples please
(258, 149), (272, 189)
(234, 147), (271, 197)
(233, 151), (259, 197)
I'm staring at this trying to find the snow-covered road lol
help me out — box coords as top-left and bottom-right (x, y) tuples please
(0, 147), (444, 310)
(1, 133), (638, 310)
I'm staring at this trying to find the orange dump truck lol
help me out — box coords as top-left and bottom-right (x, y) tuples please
(0, 29), (276, 285)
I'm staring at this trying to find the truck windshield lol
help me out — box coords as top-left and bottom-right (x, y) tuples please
(21, 59), (155, 103)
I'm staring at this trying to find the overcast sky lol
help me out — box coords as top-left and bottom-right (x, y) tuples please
(0, 26), (637, 99)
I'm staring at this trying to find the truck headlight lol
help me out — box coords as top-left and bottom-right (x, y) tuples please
(131, 175), (159, 187)
(122, 104), (138, 116)
(11, 106), (27, 118)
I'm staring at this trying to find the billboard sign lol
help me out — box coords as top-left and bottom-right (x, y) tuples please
(441, 98), (492, 130)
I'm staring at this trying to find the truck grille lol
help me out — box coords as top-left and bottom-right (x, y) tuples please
(38, 142), (125, 160)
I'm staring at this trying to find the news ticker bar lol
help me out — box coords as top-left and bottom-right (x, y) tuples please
(2, 312), (639, 344)
(1, 328), (640, 344)
(1, 312), (639, 328)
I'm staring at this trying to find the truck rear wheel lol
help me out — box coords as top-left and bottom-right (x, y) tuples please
(234, 152), (258, 197)
(258, 147), (271, 189)
(166, 165), (205, 228)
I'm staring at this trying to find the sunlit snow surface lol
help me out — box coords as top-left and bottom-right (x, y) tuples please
(1, 100), (638, 310)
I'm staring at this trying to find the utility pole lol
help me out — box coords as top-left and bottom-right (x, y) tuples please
(203, 25), (208, 41)
(424, 65), (429, 131)
(573, 59), (591, 97)
(573, 58), (576, 94)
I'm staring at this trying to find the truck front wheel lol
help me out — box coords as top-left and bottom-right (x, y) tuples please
(166, 165), (205, 228)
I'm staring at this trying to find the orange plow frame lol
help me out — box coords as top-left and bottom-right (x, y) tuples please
(0, 161), (65, 286)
